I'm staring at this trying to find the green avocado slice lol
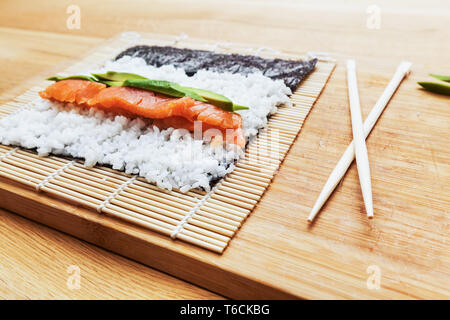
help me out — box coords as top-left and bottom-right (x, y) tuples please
(182, 87), (233, 110)
(182, 87), (249, 111)
(46, 75), (97, 82)
(92, 71), (148, 82)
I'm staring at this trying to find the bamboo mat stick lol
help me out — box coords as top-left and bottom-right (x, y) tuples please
(346, 59), (373, 218)
(308, 61), (412, 222)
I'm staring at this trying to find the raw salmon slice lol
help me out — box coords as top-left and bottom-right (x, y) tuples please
(39, 79), (106, 106)
(89, 86), (241, 129)
(39, 80), (245, 146)
(88, 86), (193, 120)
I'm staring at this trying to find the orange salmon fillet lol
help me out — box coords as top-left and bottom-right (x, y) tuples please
(39, 80), (106, 106)
(39, 80), (245, 146)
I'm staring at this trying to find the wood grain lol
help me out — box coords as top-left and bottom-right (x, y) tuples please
(0, 205), (223, 299)
(0, 27), (222, 302)
(0, 0), (449, 299)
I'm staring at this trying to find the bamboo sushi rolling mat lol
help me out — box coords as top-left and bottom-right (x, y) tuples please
(1, 0), (449, 300)
(0, 32), (335, 254)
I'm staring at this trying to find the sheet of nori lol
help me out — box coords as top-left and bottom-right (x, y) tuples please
(115, 45), (317, 91)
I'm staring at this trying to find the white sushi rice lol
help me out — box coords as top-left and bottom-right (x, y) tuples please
(0, 56), (292, 191)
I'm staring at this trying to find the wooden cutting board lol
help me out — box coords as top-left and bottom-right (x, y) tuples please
(0, 0), (449, 299)
(1, 43), (448, 299)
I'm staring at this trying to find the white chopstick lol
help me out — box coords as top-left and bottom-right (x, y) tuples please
(346, 59), (373, 218)
(308, 61), (412, 222)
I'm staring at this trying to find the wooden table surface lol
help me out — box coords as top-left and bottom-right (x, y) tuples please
(0, 0), (449, 299)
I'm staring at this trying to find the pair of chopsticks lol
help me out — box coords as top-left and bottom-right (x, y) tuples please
(308, 61), (412, 222)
